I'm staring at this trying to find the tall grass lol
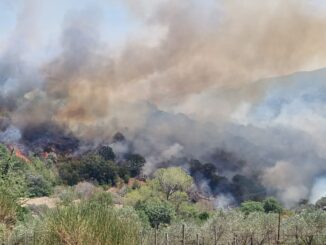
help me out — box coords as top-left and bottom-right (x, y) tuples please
(34, 201), (141, 245)
(0, 194), (17, 227)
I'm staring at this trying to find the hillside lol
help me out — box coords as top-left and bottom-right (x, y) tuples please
(0, 142), (325, 244)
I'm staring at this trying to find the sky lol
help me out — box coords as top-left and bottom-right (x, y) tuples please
(0, 0), (143, 63)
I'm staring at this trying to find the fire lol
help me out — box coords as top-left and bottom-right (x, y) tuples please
(15, 148), (30, 163)
(7, 145), (30, 163)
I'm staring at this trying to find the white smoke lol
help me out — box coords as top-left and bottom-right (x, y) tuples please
(0, 125), (21, 143)
(310, 177), (326, 204)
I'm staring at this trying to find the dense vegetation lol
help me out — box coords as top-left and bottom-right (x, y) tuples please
(0, 144), (325, 244)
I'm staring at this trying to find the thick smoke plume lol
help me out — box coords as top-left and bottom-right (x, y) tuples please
(1, 0), (326, 206)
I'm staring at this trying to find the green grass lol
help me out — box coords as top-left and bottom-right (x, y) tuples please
(33, 201), (141, 245)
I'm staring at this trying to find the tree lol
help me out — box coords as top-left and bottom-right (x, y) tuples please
(135, 198), (175, 227)
(79, 154), (118, 185)
(240, 200), (264, 215)
(169, 191), (188, 212)
(232, 174), (266, 202)
(58, 154), (119, 186)
(98, 146), (115, 161)
(113, 132), (125, 142)
(154, 167), (193, 200)
(58, 159), (80, 185)
(125, 154), (145, 177)
(263, 197), (283, 213)
(201, 163), (217, 178)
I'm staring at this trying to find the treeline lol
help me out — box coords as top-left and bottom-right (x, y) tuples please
(58, 145), (145, 186)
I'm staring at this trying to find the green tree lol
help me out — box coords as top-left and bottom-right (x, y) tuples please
(240, 200), (264, 215)
(154, 167), (193, 200)
(98, 146), (115, 161)
(125, 154), (146, 177)
(58, 154), (119, 186)
(58, 159), (80, 185)
(263, 197), (283, 213)
(79, 154), (118, 185)
(135, 198), (175, 228)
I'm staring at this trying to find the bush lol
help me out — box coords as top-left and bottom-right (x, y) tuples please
(0, 145), (57, 200)
(198, 211), (210, 221)
(26, 174), (53, 197)
(74, 181), (98, 200)
(177, 203), (199, 219)
(88, 192), (113, 207)
(53, 186), (78, 205)
(240, 200), (264, 215)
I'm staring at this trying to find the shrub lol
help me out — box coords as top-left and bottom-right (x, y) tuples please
(240, 200), (264, 215)
(88, 192), (113, 206)
(26, 174), (53, 197)
(53, 186), (78, 205)
(198, 211), (210, 221)
(74, 181), (98, 200)
(177, 203), (199, 219)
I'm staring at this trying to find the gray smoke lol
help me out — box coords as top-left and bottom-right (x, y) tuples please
(1, 0), (326, 206)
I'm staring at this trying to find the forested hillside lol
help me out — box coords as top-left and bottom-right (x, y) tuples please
(0, 144), (325, 244)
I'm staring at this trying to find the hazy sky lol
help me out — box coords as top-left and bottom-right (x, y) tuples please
(1, 0), (326, 65)
(0, 0), (142, 63)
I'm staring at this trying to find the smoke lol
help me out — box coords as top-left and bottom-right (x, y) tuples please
(1, 0), (326, 206)
(310, 177), (326, 203)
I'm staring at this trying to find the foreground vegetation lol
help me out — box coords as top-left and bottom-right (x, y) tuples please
(0, 144), (326, 244)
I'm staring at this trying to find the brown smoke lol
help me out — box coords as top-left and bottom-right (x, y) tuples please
(16, 0), (324, 139)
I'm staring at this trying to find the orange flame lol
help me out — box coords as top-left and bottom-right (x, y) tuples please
(7, 145), (30, 163)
